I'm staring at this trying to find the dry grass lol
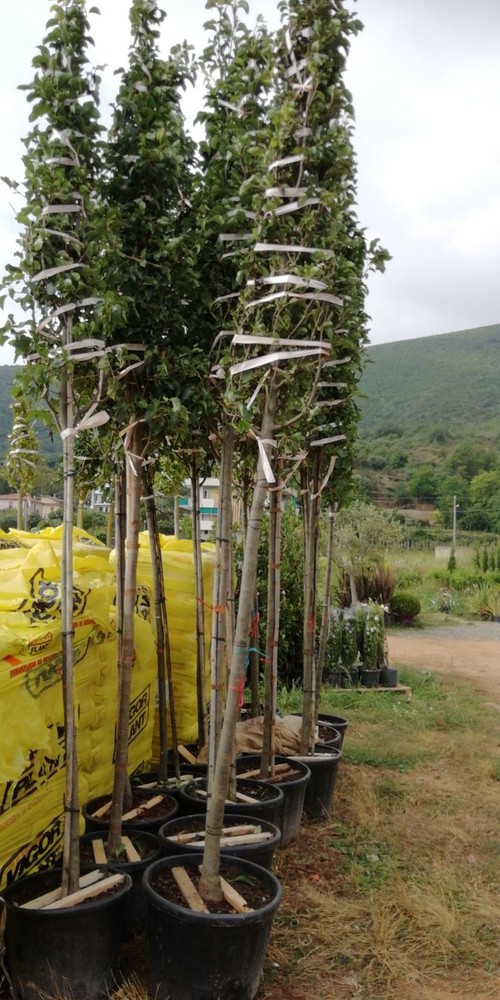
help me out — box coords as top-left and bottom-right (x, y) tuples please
(258, 671), (500, 1000)
(104, 667), (500, 1000)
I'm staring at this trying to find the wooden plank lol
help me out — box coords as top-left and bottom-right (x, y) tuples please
(191, 832), (272, 849)
(92, 839), (107, 865)
(90, 799), (112, 819)
(235, 791), (259, 804)
(220, 875), (254, 914)
(121, 836), (141, 863)
(171, 867), (208, 912)
(238, 763), (290, 779)
(43, 873), (125, 911)
(177, 745), (198, 765)
(171, 824), (259, 845)
(22, 870), (106, 910)
(122, 794), (164, 821)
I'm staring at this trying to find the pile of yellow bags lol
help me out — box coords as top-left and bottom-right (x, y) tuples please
(0, 526), (214, 890)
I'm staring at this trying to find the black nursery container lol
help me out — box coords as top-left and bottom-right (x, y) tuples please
(178, 777), (284, 828)
(4, 868), (132, 1000)
(292, 746), (343, 820)
(158, 812), (281, 870)
(236, 755), (311, 847)
(143, 853), (282, 1000)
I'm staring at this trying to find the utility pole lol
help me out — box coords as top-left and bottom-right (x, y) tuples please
(452, 494), (457, 548)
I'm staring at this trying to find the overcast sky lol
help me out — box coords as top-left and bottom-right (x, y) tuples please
(1, 0), (499, 364)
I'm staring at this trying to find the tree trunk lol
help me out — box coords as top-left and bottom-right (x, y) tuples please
(77, 493), (85, 529)
(143, 468), (175, 783)
(60, 327), (80, 896)
(261, 472), (282, 777)
(108, 422), (142, 853)
(106, 497), (115, 549)
(249, 596), (260, 719)
(300, 453), (321, 755)
(173, 494), (180, 539)
(315, 504), (337, 717)
(200, 387), (276, 903)
(191, 456), (208, 749)
(17, 490), (24, 531)
(207, 424), (235, 793)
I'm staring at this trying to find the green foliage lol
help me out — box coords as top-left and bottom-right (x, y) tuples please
(356, 324), (500, 528)
(447, 547), (457, 573)
(391, 591), (421, 622)
(335, 502), (403, 579)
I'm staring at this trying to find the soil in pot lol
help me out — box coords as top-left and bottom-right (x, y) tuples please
(143, 853), (282, 1000)
(158, 812), (281, 870)
(236, 755), (311, 848)
(178, 777), (284, 828)
(3, 867), (132, 1000)
(83, 789), (178, 835)
(292, 745), (343, 820)
(79, 830), (162, 937)
(317, 713), (349, 748)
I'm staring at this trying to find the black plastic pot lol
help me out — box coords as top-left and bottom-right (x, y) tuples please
(83, 790), (178, 835)
(379, 666), (399, 688)
(236, 755), (311, 848)
(4, 867), (132, 1000)
(291, 714), (343, 750)
(79, 830), (162, 937)
(360, 667), (380, 688)
(178, 777), (284, 828)
(158, 812), (280, 870)
(317, 713), (349, 748)
(143, 853), (282, 1000)
(292, 746), (343, 820)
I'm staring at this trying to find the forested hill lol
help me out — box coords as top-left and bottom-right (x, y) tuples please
(1, 322), (500, 469)
(0, 366), (22, 450)
(358, 323), (500, 436)
(0, 365), (60, 466)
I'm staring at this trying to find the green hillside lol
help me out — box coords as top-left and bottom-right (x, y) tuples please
(0, 365), (61, 482)
(358, 323), (500, 436)
(356, 323), (500, 529)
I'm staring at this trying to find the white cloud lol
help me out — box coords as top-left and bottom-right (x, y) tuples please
(1, 0), (499, 362)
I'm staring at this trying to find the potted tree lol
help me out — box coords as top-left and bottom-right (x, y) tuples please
(1, 4), (133, 997)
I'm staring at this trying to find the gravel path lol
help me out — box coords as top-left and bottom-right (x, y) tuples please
(387, 619), (500, 701)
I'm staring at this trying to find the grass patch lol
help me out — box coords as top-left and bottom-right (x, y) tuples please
(268, 665), (500, 999)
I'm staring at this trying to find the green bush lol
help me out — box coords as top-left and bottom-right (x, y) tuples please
(391, 592), (421, 622)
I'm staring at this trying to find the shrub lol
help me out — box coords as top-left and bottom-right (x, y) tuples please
(391, 592), (421, 622)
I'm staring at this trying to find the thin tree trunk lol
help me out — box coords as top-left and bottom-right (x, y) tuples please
(17, 490), (24, 531)
(106, 497), (115, 549)
(60, 326), (79, 896)
(173, 494), (180, 539)
(315, 503), (337, 717)
(143, 468), (175, 783)
(108, 422), (142, 853)
(191, 455), (208, 749)
(77, 492), (85, 529)
(249, 596), (260, 718)
(300, 453), (321, 755)
(261, 473), (282, 777)
(200, 387), (277, 903)
(208, 425), (235, 793)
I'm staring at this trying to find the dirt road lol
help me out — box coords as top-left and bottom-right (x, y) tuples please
(388, 619), (500, 702)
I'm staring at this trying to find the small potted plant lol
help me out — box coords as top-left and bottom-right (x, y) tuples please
(360, 602), (384, 688)
(339, 611), (359, 687)
(323, 609), (344, 685)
